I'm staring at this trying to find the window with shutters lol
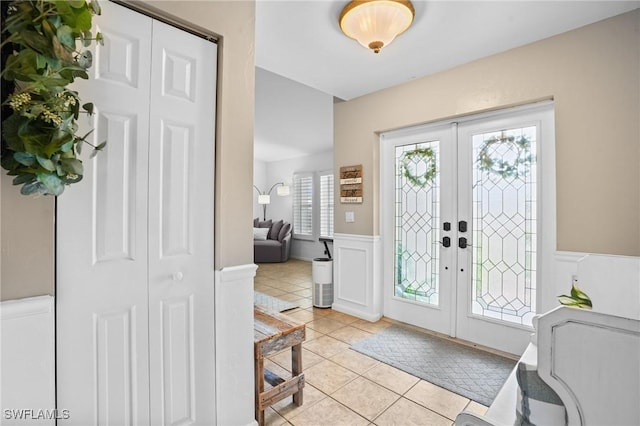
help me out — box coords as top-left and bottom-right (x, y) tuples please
(293, 173), (314, 239)
(319, 171), (334, 238)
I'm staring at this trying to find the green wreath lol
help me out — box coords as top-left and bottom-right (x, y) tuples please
(477, 135), (533, 179)
(401, 147), (437, 187)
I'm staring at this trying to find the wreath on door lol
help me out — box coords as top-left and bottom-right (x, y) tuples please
(1, 0), (103, 196)
(477, 134), (533, 179)
(401, 147), (437, 187)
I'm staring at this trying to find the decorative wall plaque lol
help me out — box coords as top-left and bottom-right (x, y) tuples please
(340, 165), (363, 203)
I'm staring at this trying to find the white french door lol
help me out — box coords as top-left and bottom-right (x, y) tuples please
(382, 103), (555, 355)
(57, 2), (217, 424)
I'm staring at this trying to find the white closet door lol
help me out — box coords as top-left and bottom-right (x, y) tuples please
(56, 2), (153, 424)
(147, 21), (217, 426)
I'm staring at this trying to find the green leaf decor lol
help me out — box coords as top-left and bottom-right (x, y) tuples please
(1, 0), (103, 196)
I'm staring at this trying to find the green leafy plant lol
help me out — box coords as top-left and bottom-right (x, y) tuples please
(477, 134), (534, 179)
(1, 0), (103, 196)
(558, 284), (593, 309)
(401, 146), (437, 188)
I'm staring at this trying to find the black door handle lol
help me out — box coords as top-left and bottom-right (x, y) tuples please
(442, 237), (451, 247)
(459, 237), (468, 249)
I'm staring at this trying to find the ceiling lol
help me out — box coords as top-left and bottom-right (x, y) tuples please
(255, 0), (639, 101)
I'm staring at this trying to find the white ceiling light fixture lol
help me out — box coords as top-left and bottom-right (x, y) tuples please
(339, 0), (415, 54)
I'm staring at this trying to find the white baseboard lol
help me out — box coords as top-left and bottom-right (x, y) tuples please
(331, 303), (382, 322)
(0, 295), (55, 425)
(215, 264), (258, 426)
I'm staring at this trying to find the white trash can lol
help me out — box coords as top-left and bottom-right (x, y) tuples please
(312, 258), (333, 308)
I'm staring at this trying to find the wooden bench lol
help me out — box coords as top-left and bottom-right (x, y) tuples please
(254, 306), (306, 425)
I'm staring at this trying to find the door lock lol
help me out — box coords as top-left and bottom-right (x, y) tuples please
(442, 237), (451, 248)
(458, 221), (467, 233)
(443, 222), (451, 231)
(458, 237), (468, 249)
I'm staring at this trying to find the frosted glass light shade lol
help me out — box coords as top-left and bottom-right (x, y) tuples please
(339, 0), (415, 54)
(276, 185), (290, 196)
(258, 194), (271, 205)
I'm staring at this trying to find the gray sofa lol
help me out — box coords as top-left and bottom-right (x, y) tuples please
(253, 219), (292, 263)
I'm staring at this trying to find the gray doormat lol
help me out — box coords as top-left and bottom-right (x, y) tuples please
(254, 291), (299, 312)
(351, 325), (516, 406)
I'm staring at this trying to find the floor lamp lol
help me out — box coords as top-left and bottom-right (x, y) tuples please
(253, 182), (290, 221)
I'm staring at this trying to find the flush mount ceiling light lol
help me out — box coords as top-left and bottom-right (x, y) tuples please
(339, 0), (415, 54)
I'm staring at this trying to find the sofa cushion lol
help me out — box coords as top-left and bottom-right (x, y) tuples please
(278, 222), (291, 242)
(253, 217), (259, 227)
(258, 219), (272, 229)
(269, 220), (284, 240)
(253, 227), (269, 241)
(515, 361), (566, 426)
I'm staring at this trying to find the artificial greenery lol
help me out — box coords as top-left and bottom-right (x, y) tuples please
(558, 284), (593, 309)
(477, 135), (534, 179)
(401, 147), (437, 187)
(1, 0), (103, 196)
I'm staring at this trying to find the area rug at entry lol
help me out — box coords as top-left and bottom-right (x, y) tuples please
(254, 291), (299, 312)
(351, 325), (516, 406)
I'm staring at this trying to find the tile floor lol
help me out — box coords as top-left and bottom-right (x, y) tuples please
(254, 259), (489, 426)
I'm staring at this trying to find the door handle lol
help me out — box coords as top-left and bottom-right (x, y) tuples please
(441, 237), (451, 248)
(458, 237), (468, 249)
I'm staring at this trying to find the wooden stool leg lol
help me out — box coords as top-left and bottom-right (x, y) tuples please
(291, 343), (303, 406)
(255, 355), (265, 425)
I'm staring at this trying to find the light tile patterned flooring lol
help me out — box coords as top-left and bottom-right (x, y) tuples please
(255, 259), (488, 426)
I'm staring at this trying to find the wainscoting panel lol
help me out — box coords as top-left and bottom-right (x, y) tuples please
(0, 296), (55, 425)
(215, 264), (258, 426)
(554, 252), (640, 320)
(332, 234), (382, 322)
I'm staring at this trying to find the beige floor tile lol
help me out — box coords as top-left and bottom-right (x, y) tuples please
(289, 397), (369, 426)
(264, 407), (288, 426)
(362, 363), (420, 395)
(322, 310), (361, 324)
(293, 288), (313, 298)
(270, 348), (324, 371)
(271, 384), (327, 420)
(276, 293), (306, 303)
(260, 286), (288, 297)
(303, 327), (324, 342)
(277, 283), (307, 292)
(350, 318), (393, 334)
(306, 317), (348, 334)
(286, 309), (323, 324)
(464, 400), (489, 417)
(405, 380), (469, 420)
(329, 349), (379, 375)
(332, 377), (400, 421)
(373, 397), (451, 426)
(307, 307), (332, 317)
(304, 360), (358, 394)
(303, 335), (350, 358)
(328, 326), (373, 344)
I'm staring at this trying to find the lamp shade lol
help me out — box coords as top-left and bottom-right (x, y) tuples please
(258, 194), (271, 205)
(339, 0), (415, 53)
(276, 185), (290, 196)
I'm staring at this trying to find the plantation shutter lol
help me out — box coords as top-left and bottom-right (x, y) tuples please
(319, 172), (334, 238)
(293, 173), (313, 238)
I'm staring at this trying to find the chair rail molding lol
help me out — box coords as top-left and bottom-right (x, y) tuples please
(215, 263), (258, 426)
(332, 233), (382, 322)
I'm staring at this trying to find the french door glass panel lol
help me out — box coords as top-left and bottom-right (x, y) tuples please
(470, 126), (537, 327)
(395, 141), (441, 306)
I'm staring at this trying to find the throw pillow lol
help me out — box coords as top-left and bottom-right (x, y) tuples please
(269, 220), (284, 240)
(253, 227), (269, 241)
(278, 222), (291, 242)
(258, 219), (272, 229)
(515, 361), (567, 426)
(253, 217), (259, 227)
